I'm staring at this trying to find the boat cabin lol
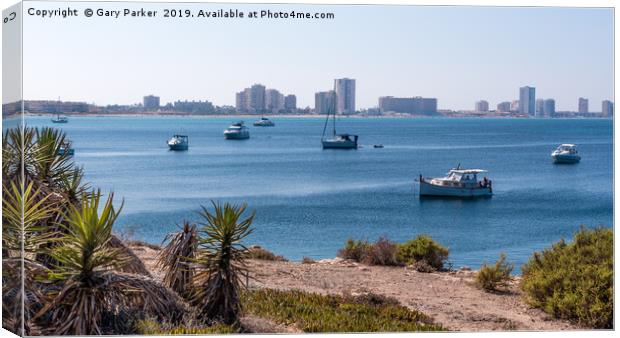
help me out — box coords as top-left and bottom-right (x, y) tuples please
(555, 144), (578, 154)
(430, 169), (489, 188)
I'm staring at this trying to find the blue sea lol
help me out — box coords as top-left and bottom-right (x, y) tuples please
(18, 116), (613, 273)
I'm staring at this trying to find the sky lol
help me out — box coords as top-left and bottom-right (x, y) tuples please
(22, 2), (614, 111)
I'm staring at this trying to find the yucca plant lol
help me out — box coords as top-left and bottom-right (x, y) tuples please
(2, 181), (58, 335)
(37, 190), (186, 335)
(157, 221), (198, 298)
(191, 201), (255, 325)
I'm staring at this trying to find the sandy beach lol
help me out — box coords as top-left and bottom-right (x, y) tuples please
(130, 243), (576, 332)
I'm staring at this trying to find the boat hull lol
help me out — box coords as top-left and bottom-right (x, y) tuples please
(419, 181), (492, 198)
(168, 144), (188, 151)
(552, 154), (580, 164)
(51, 120), (68, 123)
(322, 140), (358, 149)
(253, 121), (275, 127)
(224, 132), (250, 140)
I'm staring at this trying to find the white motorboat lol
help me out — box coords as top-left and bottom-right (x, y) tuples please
(224, 121), (250, 140)
(551, 144), (581, 164)
(419, 167), (492, 198)
(167, 134), (188, 151)
(253, 117), (275, 127)
(57, 141), (74, 156)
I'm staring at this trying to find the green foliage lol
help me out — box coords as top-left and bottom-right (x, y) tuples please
(521, 227), (613, 328)
(247, 246), (287, 261)
(135, 319), (238, 334)
(338, 238), (372, 262)
(50, 190), (125, 282)
(396, 235), (449, 270)
(242, 289), (443, 332)
(191, 201), (255, 325)
(475, 253), (513, 291)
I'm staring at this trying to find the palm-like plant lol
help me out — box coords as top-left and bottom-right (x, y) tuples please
(37, 190), (186, 335)
(191, 202), (255, 325)
(157, 221), (199, 298)
(2, 181), (58, 335)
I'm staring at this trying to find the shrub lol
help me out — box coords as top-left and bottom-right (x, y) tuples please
(411, 260), (435, 273)
(520, 227), (613, 329)
(475, 253), (514, 291)
(337, 239), (371, 262)
(247, 246), (287, 261)
(396, 235), (449, 270)
(362, 236), (400, 266)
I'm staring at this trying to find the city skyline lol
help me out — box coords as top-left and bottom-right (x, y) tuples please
(22, 3), (613, 111)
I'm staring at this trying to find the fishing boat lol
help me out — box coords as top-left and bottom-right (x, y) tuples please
(418, 166), (492, 198)
(51, 113), (68, 123)
(253, 116), (275, 127)
(321, 105), (358, 149)
(224, 121), (250, 140)
(167, 134), (189, 151)
(551, 144), (581, 164)
(58, 141), (74, 156)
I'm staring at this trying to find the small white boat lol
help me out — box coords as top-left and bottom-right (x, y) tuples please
(253, 117), (275, 127)
(224, 122), (250, 140)
(167, 134), (188, 151)
(551, 144), (581, 164)
(419, 167), (492, 198)
(58, 141), (74, 156)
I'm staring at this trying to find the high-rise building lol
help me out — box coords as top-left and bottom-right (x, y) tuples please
(284, 95), (297, 111)
(315, 90), (336, 115)
(510, 100), (520, 112)
(543, 99), (555, 117)
(235, 91), (247, 112)
(265, 89), (284, 113)
(496, 101), (511, 113)
(143, 95), (160, 110)
(535, 98), (544, 117)
(519, 86), (535, 116)
(378, 96), (437, 115)
(578, 97), (589, 114)
(334, 78), (356, 114)
(475, 100), (489, 112)
(249, 84), (266, 113)
(602, 100), (614, 117)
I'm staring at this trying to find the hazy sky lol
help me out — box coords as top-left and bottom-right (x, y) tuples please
(23, 2), (613, 111)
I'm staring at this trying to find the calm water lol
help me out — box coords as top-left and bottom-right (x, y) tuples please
(20, 116), (613, 272)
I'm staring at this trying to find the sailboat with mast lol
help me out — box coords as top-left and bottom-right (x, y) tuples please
(51, 97), (68, 123)
(321, 101), (358, 149)
(253, 112), (275, 126)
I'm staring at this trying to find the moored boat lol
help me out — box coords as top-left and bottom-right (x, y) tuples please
(321, 101), (358, 149)
(551, 144), (581, 164)
(253, 117), (275, 127)
(322, 134), (359, 149)
(224, 121), (250, 140)
(58, 141), (74, 156)
(51, 113), (68, 123)
(167, 134), (189, 151)
(419, 167), (492, 198)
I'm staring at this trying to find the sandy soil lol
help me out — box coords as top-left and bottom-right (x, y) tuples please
(129, 244), (576, 332)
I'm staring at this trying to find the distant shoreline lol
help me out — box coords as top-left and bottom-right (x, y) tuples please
(5, 112), (613, 120)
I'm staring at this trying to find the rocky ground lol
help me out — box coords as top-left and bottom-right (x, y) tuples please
(129, 243), (576, 332)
